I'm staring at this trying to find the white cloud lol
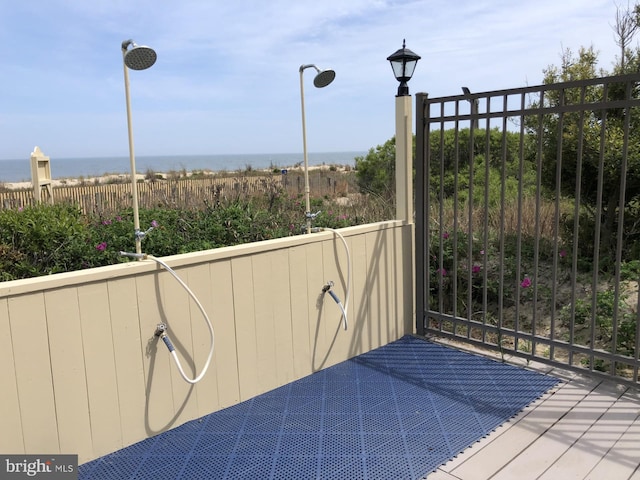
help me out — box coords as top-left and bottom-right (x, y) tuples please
(0, 0), (627, 161)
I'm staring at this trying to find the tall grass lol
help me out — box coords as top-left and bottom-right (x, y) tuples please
(432, 195), (568, 239)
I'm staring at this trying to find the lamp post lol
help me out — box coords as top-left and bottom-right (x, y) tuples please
(122, 39), (157, 255)
(387, 40), (420, 222)
(387, 39), (421, 97)
(299, 64), (336, 234)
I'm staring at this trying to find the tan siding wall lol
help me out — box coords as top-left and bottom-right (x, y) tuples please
(0, 221), (413, 463)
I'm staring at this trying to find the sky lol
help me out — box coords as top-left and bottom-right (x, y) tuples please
(0, 0), (627, 160)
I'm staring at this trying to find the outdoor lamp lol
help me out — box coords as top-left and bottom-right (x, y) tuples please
(121, 39), (157, 255)
(387, 39), (421, 96)
(388, 40), (420, 222)
(299, 64), (336, 234)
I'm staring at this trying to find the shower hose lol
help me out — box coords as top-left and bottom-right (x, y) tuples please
(315, 228), (351, 331)
(120, 252), (215, 384)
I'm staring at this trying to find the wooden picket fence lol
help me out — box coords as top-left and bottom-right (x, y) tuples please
(0, 171), (353, 214)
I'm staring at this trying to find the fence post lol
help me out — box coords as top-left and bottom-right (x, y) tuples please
(395, 95), (413, 222)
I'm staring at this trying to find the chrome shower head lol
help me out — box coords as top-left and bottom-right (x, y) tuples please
(122, 40), (157, 70)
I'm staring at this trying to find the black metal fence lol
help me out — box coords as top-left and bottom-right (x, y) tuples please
(415, 73), (640, 385)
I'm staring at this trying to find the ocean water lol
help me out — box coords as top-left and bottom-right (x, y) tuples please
(0, 151), (365, 183)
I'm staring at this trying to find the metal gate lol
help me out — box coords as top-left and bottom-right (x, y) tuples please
(415, 73), (640, 385)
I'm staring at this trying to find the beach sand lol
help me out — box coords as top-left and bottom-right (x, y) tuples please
(3, 174), (139, 191)
(1, 164), (348, 191)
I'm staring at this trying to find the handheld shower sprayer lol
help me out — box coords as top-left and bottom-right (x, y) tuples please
(322, 281), (348, 330)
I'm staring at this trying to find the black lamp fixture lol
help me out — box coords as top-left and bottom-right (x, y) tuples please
(387, 39), (421, 96)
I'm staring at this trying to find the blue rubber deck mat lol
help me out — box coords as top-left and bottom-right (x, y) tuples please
(79, 335), (560, 479)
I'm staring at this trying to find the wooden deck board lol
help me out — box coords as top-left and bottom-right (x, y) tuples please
(539, 385), (638, 479)
(433, 376), (597, 479)
(586, 397), (640, 480)
(426, 368), (640, 480)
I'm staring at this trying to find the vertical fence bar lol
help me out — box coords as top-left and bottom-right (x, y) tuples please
(467, 100), (475, 333)
(514, 91), (526, 351)
(532, 89), (546, 358)
(569, 86), (587, 367)
(590, 84), (608, 374)
(611, 79), (633, 374)
(497, 94), (508, 339)
(438, 114), (446, 323)
(452, 100), (461, 323)
(549, 88), (565, 363)
(482, 104), (491, 342)
(415, 92), (428, 336)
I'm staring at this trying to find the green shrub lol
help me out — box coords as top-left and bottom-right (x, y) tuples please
(559, 289), (637, 356)
(0, 187), (379, 281)
(0, 204), (100, 277)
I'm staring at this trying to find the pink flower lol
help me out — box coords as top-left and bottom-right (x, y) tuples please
(96, 242), (107, 251)
(437, 268), (447, 276)
(559, 249), (567, 258)
(472, 265), (481, 274)
(520, 277), (532, 288)
(442, 232), (450, 239)
(480, 249), (485, 255)
(151, 220), (159, 228)
(102, 219), (112, 225)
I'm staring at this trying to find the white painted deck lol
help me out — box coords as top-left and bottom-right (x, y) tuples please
(425, 353), (640, 480)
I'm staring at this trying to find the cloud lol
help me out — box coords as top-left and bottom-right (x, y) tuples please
(0, 0), (626, 160)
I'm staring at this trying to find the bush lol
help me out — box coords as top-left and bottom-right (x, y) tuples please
(355, 137), (396, 201)
(0, 204), (101, 277)
(0, 186), (383, 281)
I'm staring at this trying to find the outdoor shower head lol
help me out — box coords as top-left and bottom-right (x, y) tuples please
(122, 40), (157, 70)
(313, 68), (336, 88)
(300, 64), (336, 88)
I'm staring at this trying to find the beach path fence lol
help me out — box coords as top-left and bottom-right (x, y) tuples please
(0, 170), (354, 214)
